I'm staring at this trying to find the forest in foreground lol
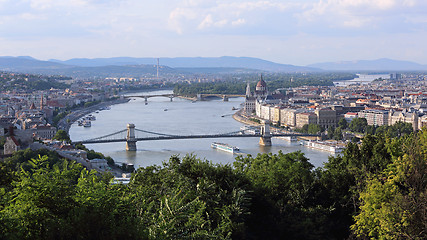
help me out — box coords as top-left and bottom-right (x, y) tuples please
(0, 130), (426, 239)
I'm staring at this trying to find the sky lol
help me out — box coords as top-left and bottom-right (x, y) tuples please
(0, 0), (426, 65)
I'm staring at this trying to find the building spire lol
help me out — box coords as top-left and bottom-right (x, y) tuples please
(40, 95), (44, 110)
(246, 82), (251, 97)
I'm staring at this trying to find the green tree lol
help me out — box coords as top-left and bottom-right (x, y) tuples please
(233, 151), (330, 239)
(53, 129), (70, 142)
(317, 133), (402, 239)
(333, 127), (343, 140)
(349, 117), (368, 133)
(327, 126), (335, 139)
(0, 154), (141, 240)
(376, 121), (413, 138)
(308, 124), (322, 134)
(297, 124), (322, 134)
(130, 155), (251, 239)
(0, 155), (83, 239)
(338, 118), (348, 130)
(352, 131), (427, 239)
(0, 136), (6, 148)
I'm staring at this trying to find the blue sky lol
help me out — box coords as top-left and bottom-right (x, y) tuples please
(0, 0), (426, 65)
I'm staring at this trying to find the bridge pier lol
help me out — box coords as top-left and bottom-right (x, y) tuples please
(144, 97), (148, 104)
(259, 120), (272, 146)
(222, 95), (229, 101)
(197, 94), (203, 101)
(126, 123), (137, 151)
(169, 96), (173, 102)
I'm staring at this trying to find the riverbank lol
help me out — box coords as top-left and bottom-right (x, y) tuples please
(177, 95), (197, 101)
(58, 98), (130, 133)
(232, 109), (262, 126)
(232, 109), (320, 142)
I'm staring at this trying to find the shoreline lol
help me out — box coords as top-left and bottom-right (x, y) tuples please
(232, 109), (262, 126)
(58, 98), (130, 133)
(177, 95), (197, 101)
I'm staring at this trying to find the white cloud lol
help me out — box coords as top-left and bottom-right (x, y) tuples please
(168, 0), (293, 33)
(198, 14), (214, 30)
(0, 0), (426, 65)
(19, 12), (45, 20)
(342, 18), (371, 28)
(299, 0), (427, 30)
(28, 0), (89, 10)
(232, 18), (246, 26)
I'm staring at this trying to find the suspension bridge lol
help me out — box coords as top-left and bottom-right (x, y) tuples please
(74, 122), (320, 151)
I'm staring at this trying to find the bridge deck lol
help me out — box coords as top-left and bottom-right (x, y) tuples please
(124, 94), (175, 98)
(76, 133), (318, 144)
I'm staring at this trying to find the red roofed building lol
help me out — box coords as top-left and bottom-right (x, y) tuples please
(344, 112), (359, 122)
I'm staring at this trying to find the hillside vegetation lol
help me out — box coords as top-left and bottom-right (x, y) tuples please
(0, 129), (425, 239)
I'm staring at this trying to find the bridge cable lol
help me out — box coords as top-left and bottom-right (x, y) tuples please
(134, 128), (181, 137)
(83, 129), (128, 142)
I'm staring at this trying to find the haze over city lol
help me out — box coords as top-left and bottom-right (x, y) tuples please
(0, 0), (426, 65)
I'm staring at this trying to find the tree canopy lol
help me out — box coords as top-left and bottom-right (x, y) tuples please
(0, 128), (425, 239)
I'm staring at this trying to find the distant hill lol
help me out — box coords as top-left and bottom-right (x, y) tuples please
(4, 56), (426, 77)
(50, 56), (318, 72)
(32, 65), (179, 78)
(0, 56), (71, 71)
(0, 56), (318, 77)
(0, 57), (177, 77)
(308, 58), (427, 71)
(175, 67), (260, 74)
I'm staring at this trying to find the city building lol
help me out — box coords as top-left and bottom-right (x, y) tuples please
(315, 108), (337, 129)
(3, 136), (20, 155)
(280, 108), (297, 127)
(344, 112), (358, 122)
(244, 82), (256, 114)
(296, 112), (317, 128)
(31, 125), (57, 140)
(358, 109), (389, 126)
(245, 76), (268, 114)
(388, 109), (418, 130)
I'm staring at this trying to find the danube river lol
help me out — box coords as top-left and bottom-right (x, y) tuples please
(69, 90), (333, 168)
(333, 73), (390, 86)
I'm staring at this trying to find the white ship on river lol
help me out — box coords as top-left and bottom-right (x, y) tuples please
(211, 142), (240, 153)
(300, 140), (345, 154)
(240, 125), (260, 135)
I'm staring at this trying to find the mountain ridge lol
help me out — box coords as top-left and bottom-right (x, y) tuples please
(50, 56), (318, 72)
(0, 56), (426, 77)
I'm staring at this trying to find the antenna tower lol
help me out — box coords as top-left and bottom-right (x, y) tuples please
(157, 58), (159, 80)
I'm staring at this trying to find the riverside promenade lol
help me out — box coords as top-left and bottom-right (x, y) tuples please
(232, 109), (262, 126)
(57, 98), (129, 133)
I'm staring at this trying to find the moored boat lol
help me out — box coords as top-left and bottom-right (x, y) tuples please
(240, 125), (260, 135)
(303, 140), (344, 154)
(86, 114), (96, 121)
(83, 120), (91, 127)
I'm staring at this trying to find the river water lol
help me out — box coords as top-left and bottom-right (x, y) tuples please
(333, 73), (390, 86)
(69, 90), (333, 169)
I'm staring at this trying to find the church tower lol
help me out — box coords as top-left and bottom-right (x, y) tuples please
(40, 95), (44, 110)
(244, 82), (256, 114)
(245, 82), (252, 97)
